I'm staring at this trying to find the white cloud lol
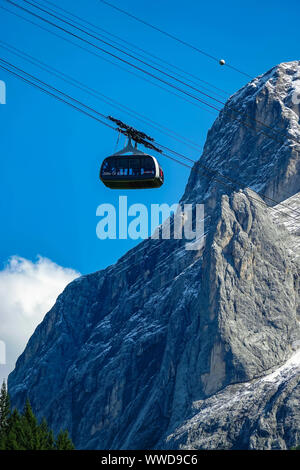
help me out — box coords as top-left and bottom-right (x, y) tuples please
(0, 255), (80, 382)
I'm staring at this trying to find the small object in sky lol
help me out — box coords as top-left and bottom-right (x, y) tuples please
(219, 59), (226, 66)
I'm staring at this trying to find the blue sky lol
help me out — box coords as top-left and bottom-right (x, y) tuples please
(0, 0), (300, 275)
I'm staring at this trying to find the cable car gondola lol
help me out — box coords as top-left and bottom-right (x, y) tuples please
(100, 137), (164, 189)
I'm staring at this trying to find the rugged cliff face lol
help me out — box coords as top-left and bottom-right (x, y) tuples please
(8, 61), (300, 449)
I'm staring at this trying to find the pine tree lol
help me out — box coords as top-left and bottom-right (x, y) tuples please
(0, 390), (75, 450)
(0, 380), (10, 449)
(38, 418), (55, 450)
(55, 429), (75, 450)
(19, 399), (39, 450)
(5, 408), (24, 450)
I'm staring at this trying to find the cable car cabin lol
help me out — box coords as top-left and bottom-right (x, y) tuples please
(100, 139), (164, 189)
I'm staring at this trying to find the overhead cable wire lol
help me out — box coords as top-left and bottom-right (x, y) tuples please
(0, 59), (194, 170)
(0, 39), (204, 151)
(1, 57), (299, 222)
(0, 54), (279, 207)
(1, 3), (219, 116)
(0, 61), (116, 129)
(9, 1), (298, 147)
(32, 0), (298, 144)
(30, 0), (296, 138)
(11, 0), (229, 108)
(97, 0), (253, 79)
(35, 0), (230, 98)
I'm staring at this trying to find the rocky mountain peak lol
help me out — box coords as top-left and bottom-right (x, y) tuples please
(183, 60), (300, 206)
(8, 62), (300, 450)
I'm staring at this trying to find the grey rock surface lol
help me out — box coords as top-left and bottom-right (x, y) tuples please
(8, 61), (300, 449)
(164, 350), (300, 450)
